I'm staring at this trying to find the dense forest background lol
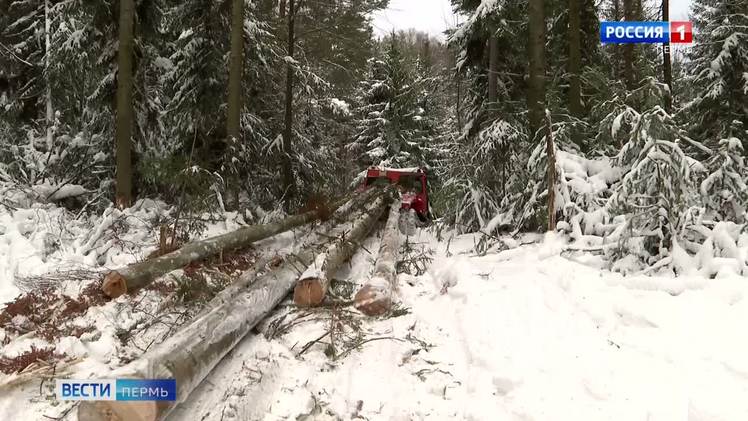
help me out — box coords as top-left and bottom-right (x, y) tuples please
(0, 0), (746, 271)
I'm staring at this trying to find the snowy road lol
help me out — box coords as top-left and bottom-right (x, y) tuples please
(170, 230), (748, 421)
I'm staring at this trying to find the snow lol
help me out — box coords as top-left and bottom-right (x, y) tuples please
(46, 184), (90, 201)
(451, 0), (502, 43)
(299, 252), (327, 281)
(611, 113), (624, 138)
(2, 198), (748, 420)
(484, 211), (511, 233)
(375, 166), (422, 173)
(283, 56), (299, 65)
(153, 56), (174, 71)
(28, 182), (90, 202)
(0, 203), (78, 302)
(329, 98), (351, 117)
(170, 228), (748, 421)
(0, 191), (327, 418)
(92, 151), (107, 162)
(177, 29), (193, 41)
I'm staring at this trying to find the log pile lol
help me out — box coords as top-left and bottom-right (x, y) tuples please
(354, 201), (401, 316)
(293, 194), (389, 306)
(192, 192), (369, 320)
(78, 189), (390, 421)
(101, 197), (348, 298)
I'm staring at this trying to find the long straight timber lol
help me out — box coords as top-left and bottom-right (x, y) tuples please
(78, 189), (386, 421)
(354, 201), (401, 316)
(101, 197), (349, 298)
(293, 194), (391, 307)
(192, 188), (381, 320)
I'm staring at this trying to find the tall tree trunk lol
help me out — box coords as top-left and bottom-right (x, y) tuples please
(545, 110), (556, 232)
(527, 0), (546, 136)
(279, 0), (286, 18)
(455, 74), (462, 133)
(226, 0), (244, 141)
(568, 0), (582, 117)
(453, 50), (462, 132)
(114, 0), (135, 208)
(456, 72), (463, 131)
(226, 0), (245, 210)
(281, 0), (296, 211)
(662, 0), (673, 112)
(421, 38), (432, 70)
(488, 34), (499, 110)
(623, 0), (636, 90)
(44, 0), (53, 152)
(613, 0), (622, 80)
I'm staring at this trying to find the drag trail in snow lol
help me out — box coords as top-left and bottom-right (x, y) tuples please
(172, 229), (748, 421)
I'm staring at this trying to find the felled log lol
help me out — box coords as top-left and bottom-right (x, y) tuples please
(293, 194), (390, 307)
(355, 202), (401, 316)
(101, 196), (354, 298)
(77, 196), (377, 421)
(191, 197), (359, 320)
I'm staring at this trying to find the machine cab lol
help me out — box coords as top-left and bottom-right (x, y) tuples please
(360, 167), (429, 220)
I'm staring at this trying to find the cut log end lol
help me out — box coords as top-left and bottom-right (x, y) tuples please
(354, 285), (392, 316)
(78, 400), (163, 421)
(293, 278), (325, 307)
(102, 271), (128, 298)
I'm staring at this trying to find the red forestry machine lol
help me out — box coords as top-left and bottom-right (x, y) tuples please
(357, 166), (431, 222)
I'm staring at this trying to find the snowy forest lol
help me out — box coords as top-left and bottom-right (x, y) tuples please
(0, 0), (747, 419)
(1, 0), (746, 272)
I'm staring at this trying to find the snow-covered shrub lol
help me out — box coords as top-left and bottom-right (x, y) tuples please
(0, 127), (111, 210)
(505, 115), (615, 235)
(438, 118), (527, 231)
(608, 105), (706, 263)
(700, 136), (746, 223)
(673, 221), (748, 277)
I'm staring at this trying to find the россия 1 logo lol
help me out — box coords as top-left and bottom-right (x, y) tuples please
(600, 21), (693, 44)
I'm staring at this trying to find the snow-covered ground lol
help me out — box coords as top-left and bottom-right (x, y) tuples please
(0, 196), (266, 419)
(172, 230), (748, 421)
(1, 197), (747, 420)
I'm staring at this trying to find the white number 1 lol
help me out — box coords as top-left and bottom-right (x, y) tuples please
(675, 24), (685, 40)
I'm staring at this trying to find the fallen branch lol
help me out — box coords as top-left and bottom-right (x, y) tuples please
(337, 336), (405, 360)
(0, 357), (82, 391)
(298, 330), (330, 356)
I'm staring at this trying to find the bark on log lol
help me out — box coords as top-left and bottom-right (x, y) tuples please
(355, 202), (401, 316)
(192, 195), (364, 320)
(77, 195), (378, 421)
(102, 197), (351, 298)
(293, 195), (390, 306)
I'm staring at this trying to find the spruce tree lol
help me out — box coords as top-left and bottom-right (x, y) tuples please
(606, 81), (708, 261)
(352, 36), (436, 169)
(685, 0), (748, 151)
(700, 133), (747, 222)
